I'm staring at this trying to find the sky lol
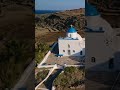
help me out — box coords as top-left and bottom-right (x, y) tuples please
(35, 0), (85, 10)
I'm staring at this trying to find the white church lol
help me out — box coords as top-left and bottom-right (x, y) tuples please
(85, 2), (120, 71)
(58, 25), (85, 57)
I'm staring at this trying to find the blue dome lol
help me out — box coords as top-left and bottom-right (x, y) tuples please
(85, 2), (100, 16)
(67, 27), (77, 33)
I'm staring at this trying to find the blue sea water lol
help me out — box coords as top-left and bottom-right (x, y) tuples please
(35, 10), (61, 14)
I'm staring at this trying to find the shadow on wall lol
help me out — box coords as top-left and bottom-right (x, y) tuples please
(114, 51), (120, 61)
(86, 51), (120, 89)
(51, 43), (59, 54)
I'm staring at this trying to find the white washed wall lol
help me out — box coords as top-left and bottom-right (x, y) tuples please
(58, 39), (85, 56)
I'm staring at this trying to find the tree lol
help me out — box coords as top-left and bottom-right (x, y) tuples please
(0, 39), (31, 88)
(35, 42), (50, 64)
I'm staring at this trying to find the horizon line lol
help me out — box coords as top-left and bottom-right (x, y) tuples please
(35, 8), (85, 11)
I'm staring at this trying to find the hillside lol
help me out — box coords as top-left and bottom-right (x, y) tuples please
(35, 8), (85, 32)
(35, 8), (85, 44)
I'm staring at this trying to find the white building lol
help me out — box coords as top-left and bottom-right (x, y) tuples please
(58, 25), (85, 57)
(85, 2), (120, 71)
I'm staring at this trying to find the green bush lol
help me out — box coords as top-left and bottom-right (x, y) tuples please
(54, 67), (85, 89)
(36, 70), (49, 83)
(0, 39), (32, 88)
(35, 42), (50, 64)
(64, 67), (76, 74)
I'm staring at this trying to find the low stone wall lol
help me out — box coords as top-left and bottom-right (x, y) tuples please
(37, 42), (57, 68)
(35, 65), (57, 90)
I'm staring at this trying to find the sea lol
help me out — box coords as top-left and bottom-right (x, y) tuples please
(35, 10), (61, 14)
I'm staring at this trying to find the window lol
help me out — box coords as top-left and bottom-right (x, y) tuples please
(80, 51), (83, 55)
(63, 50), (65, 52)
(68, 44), (70, 48)
(73, 50), (75, 52)
(68, 50), (71, 55)
(91, 57), (96, 62)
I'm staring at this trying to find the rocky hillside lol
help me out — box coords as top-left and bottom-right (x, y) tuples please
(35, 8), (85, 32)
